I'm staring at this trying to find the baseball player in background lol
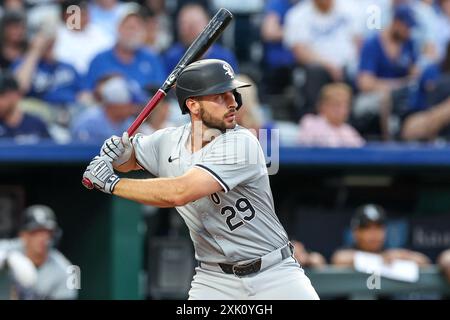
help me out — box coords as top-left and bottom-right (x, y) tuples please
(0, 205), (77, 300)
(83, 59), (319, 300)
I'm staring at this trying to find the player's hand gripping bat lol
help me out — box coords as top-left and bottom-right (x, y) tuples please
(82, 8), (233, 189)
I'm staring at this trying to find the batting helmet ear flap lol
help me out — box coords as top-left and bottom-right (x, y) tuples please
(233, 89), (243, 110)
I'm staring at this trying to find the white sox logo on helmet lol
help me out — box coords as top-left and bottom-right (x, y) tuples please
(223, 63), (234, 79)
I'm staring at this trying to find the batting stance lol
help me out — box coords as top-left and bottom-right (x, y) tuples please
(83, 59), (319, 300)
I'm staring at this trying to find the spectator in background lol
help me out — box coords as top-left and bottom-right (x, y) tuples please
(0, 73), (50, 140)
(298, 83), (365, 147)
(411, 0), (441, 67)
(402, 41), (450, 141)
(438, 249), (450, 283)
(142, 0), (173, 53)
(232, 73), (300, 146)
(1, 0), (24, 12)
(141, 7), (162, 54)
(284, 0), (360, 116)
(0, 205), (77, 300)
(434, 0), (450, 61)
(233, 74), (301, 147)
(171, 0), (211, 19)
(83, 4), (165, 97)
(88, 0), (129, 44)
(331, 204), (430, 267)
(212, 0), (264, 64)
(260, 0), (298, 95)
(291, 240), (326, 269)
(0, 10), (27, 72)
(164, 4), (239, 74)
(71, 75), (137, 142)
(354, 4), (419, 140)
(235, 74), (265, 135)
(13, 26), (82, 125)
(54, 0), (114, 75)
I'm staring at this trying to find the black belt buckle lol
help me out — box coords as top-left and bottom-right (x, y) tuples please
(220, 259), (262, 277)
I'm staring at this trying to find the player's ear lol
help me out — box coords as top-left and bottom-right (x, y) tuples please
(186, 98), (200, 115)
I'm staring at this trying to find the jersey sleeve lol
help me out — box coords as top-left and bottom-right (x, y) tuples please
(194, 131), (266, 193)
(132, 128), (168, 176)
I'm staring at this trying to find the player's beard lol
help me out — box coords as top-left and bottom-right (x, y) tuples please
(199, 103), (236, 132)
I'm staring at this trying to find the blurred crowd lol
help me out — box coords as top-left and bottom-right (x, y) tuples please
(0, 0), (449, 146)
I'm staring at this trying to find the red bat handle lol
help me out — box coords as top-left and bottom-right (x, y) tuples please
(82, 177), (94, 189)
(127, 89), (167, 136)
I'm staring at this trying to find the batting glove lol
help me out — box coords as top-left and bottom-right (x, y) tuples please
(100, 132), (133, 167)
(83, 156), (121, 194)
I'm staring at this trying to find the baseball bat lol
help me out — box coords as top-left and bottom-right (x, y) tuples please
(82, 8), (233, 189)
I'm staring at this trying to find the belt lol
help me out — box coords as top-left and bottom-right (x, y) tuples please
(199, 242), (294, 277)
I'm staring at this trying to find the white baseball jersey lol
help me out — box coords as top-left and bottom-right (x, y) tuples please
(133, 123), (289, 264)
(0, 239), (77, 300)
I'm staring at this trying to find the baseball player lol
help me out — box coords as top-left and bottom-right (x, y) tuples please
(0, 205), (77, 300)
(83, 59), (319, 300)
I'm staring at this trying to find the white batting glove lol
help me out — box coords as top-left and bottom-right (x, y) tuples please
(83, 156), (121, 194)
(100, 132), (133, 167)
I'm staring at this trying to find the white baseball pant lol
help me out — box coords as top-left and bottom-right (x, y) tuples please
(188, 257), (319, 300)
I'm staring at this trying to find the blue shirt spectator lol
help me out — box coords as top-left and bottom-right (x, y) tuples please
(12, 27), (82, 109)
(12, 59), (81, 106)
(359, 34), (418, 79)
(83, 47), (165, 92)
(0, 73), (50, 140)
(164, 43), (239, 75)
(0, 113), (50, 139)
(165, 3), (239, 76)
(262, 0), (295, 68)
(82, 5), (166, 94)
(72, 75), (136, 142)
(71, 107), (132, 142)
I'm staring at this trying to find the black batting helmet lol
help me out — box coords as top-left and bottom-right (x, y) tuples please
(21, 205), (59, 232)
(175, 59), (251, 114)
(351, 204), (386, 230)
